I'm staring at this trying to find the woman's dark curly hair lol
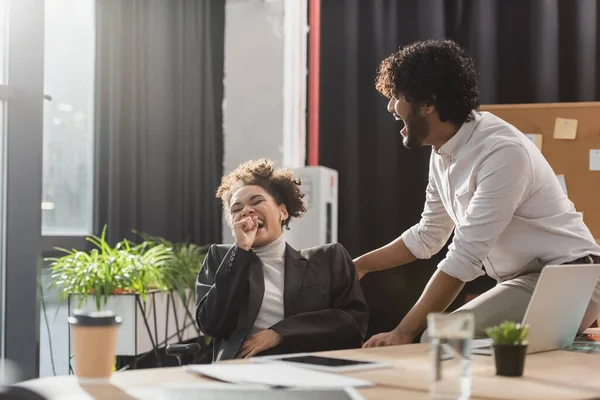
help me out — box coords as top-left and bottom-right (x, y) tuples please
(216, 159), (307, 230)
(375, 39), (480, 125)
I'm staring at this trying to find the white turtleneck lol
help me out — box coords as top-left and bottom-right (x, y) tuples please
(250, 234), (286, 334)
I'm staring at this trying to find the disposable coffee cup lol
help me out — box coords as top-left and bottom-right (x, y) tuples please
(68, 309), (122, 384)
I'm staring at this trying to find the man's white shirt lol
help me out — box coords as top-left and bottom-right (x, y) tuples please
(401, 111), (600, 282)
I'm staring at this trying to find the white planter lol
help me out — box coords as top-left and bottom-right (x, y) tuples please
(68, 289), (198, 356)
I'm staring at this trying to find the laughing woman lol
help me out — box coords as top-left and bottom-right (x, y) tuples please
(196, 159), (369, 361)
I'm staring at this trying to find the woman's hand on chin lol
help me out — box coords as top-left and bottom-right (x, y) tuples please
(233, 216), (259, 251)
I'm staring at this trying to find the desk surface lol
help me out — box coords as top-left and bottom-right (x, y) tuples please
(19, 344), (600, 400)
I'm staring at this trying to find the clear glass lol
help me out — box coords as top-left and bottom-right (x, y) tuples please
(428, 312), (474, 400)
(42, 0), (95, 235)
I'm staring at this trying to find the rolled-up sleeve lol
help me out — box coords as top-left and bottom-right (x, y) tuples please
(438, 143), (533, 282)
(401, 174), (455, 260)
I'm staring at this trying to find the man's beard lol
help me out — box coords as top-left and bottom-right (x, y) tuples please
(402, 116), (429, 149)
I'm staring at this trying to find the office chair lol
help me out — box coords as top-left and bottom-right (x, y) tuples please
(0, 386), (47, 400)
(165, 343), (202, 366)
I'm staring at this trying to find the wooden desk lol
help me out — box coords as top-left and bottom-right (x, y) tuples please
(18, 366), (425, 400)
(324, 345), (600, 400)
(19, 344), (600, 400)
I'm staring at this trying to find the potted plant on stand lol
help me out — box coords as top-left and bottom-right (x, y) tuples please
(46, 226), (210, 370)
(485, 321), (529, 377)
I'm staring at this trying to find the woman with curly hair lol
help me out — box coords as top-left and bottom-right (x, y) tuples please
(196, 159), (368, 361)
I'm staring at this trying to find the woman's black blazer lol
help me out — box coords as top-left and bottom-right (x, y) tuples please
(195, 242), (369, 361)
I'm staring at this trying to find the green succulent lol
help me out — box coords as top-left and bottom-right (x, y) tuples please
(485, 321), (529, 345)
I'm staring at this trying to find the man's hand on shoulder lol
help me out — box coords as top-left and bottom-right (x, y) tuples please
(353, 257), (367, 280)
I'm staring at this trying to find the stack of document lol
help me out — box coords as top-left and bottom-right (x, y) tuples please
(185, 363), (373, 389)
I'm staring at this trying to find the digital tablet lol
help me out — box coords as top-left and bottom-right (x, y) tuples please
(252, 353), (391, 372)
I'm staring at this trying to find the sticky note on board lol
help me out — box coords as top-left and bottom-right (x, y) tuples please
(590, 149), (600, 171)
(553, 118), (578, 139)
(556, 174), (567, 194)
(525, 133), (543, 152)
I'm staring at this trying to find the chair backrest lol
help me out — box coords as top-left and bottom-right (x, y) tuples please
(0, 386), (48, 400)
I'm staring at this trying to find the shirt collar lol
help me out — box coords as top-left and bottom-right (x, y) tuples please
(435, 110), (481, 158)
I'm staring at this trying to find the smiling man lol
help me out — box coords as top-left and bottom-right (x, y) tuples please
(355, 39), (600, 347)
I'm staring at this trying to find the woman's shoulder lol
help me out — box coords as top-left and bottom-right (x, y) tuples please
(297, 242), (351, 261)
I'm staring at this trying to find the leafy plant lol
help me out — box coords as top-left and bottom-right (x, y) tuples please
(133, 232), (208, 327)
(46, 226), (174, 310)
(485, 321), (529, 345)
(133, 231), (207, 293)
(133, 231), (211, 346)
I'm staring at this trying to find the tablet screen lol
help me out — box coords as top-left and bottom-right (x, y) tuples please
(276, 355), (374, 367)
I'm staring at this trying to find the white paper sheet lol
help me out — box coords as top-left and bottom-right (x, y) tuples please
(185, 364), (372, 389)
(128, 383), (365, 400)
(590, 150), (600, 171)
(556, 174), (568, 194)
(524, 133), (543, 152)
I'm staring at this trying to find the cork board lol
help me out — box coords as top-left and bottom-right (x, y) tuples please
(480, 102), (600, 240)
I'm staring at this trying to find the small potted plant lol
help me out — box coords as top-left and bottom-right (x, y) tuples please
(485, 321), (529, 377)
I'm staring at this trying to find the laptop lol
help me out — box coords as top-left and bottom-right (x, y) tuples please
(472, 263), (600, 355)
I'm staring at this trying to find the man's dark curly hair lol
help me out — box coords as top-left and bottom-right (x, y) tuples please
(375, 39), (480, 125)
(216, 159), (307, 230)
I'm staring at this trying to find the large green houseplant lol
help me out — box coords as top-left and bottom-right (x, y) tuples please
(47, 226), (208, 310)
(47, 227), (174, 310)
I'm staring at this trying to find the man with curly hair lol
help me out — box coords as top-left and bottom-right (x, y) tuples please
(196, 159), (368, 360)
(355, 39), (600, 347)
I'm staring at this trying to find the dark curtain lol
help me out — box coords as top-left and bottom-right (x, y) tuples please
(94, 0), (225, 246)
(318, 0), (600, 337)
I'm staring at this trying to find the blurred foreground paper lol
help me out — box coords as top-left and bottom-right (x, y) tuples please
(556, 174), (567, 194)
(553, 118), (578, 139)
(129, 384), (365, 400)
(185, 364), (372, 388)
(525, 133), (543, 152)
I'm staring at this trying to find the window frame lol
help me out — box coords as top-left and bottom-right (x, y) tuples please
(41, 0), (96, 255)
(1, 0), (45, 380)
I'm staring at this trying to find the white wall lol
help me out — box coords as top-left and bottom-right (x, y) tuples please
(222, 0), (284, 243)
(222, 0), (307, 243)
(223, 0), (284, 173)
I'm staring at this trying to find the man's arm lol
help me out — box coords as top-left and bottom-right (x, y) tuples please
(354, 237), (416, 278)
(355, 167), (455, 277)
(365, 142), (534, 347)
(396, 270), (464, 336)
(364, 270), (464, 346)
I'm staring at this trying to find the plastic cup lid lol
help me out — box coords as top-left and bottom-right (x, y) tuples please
(68, 309), (122, 327)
